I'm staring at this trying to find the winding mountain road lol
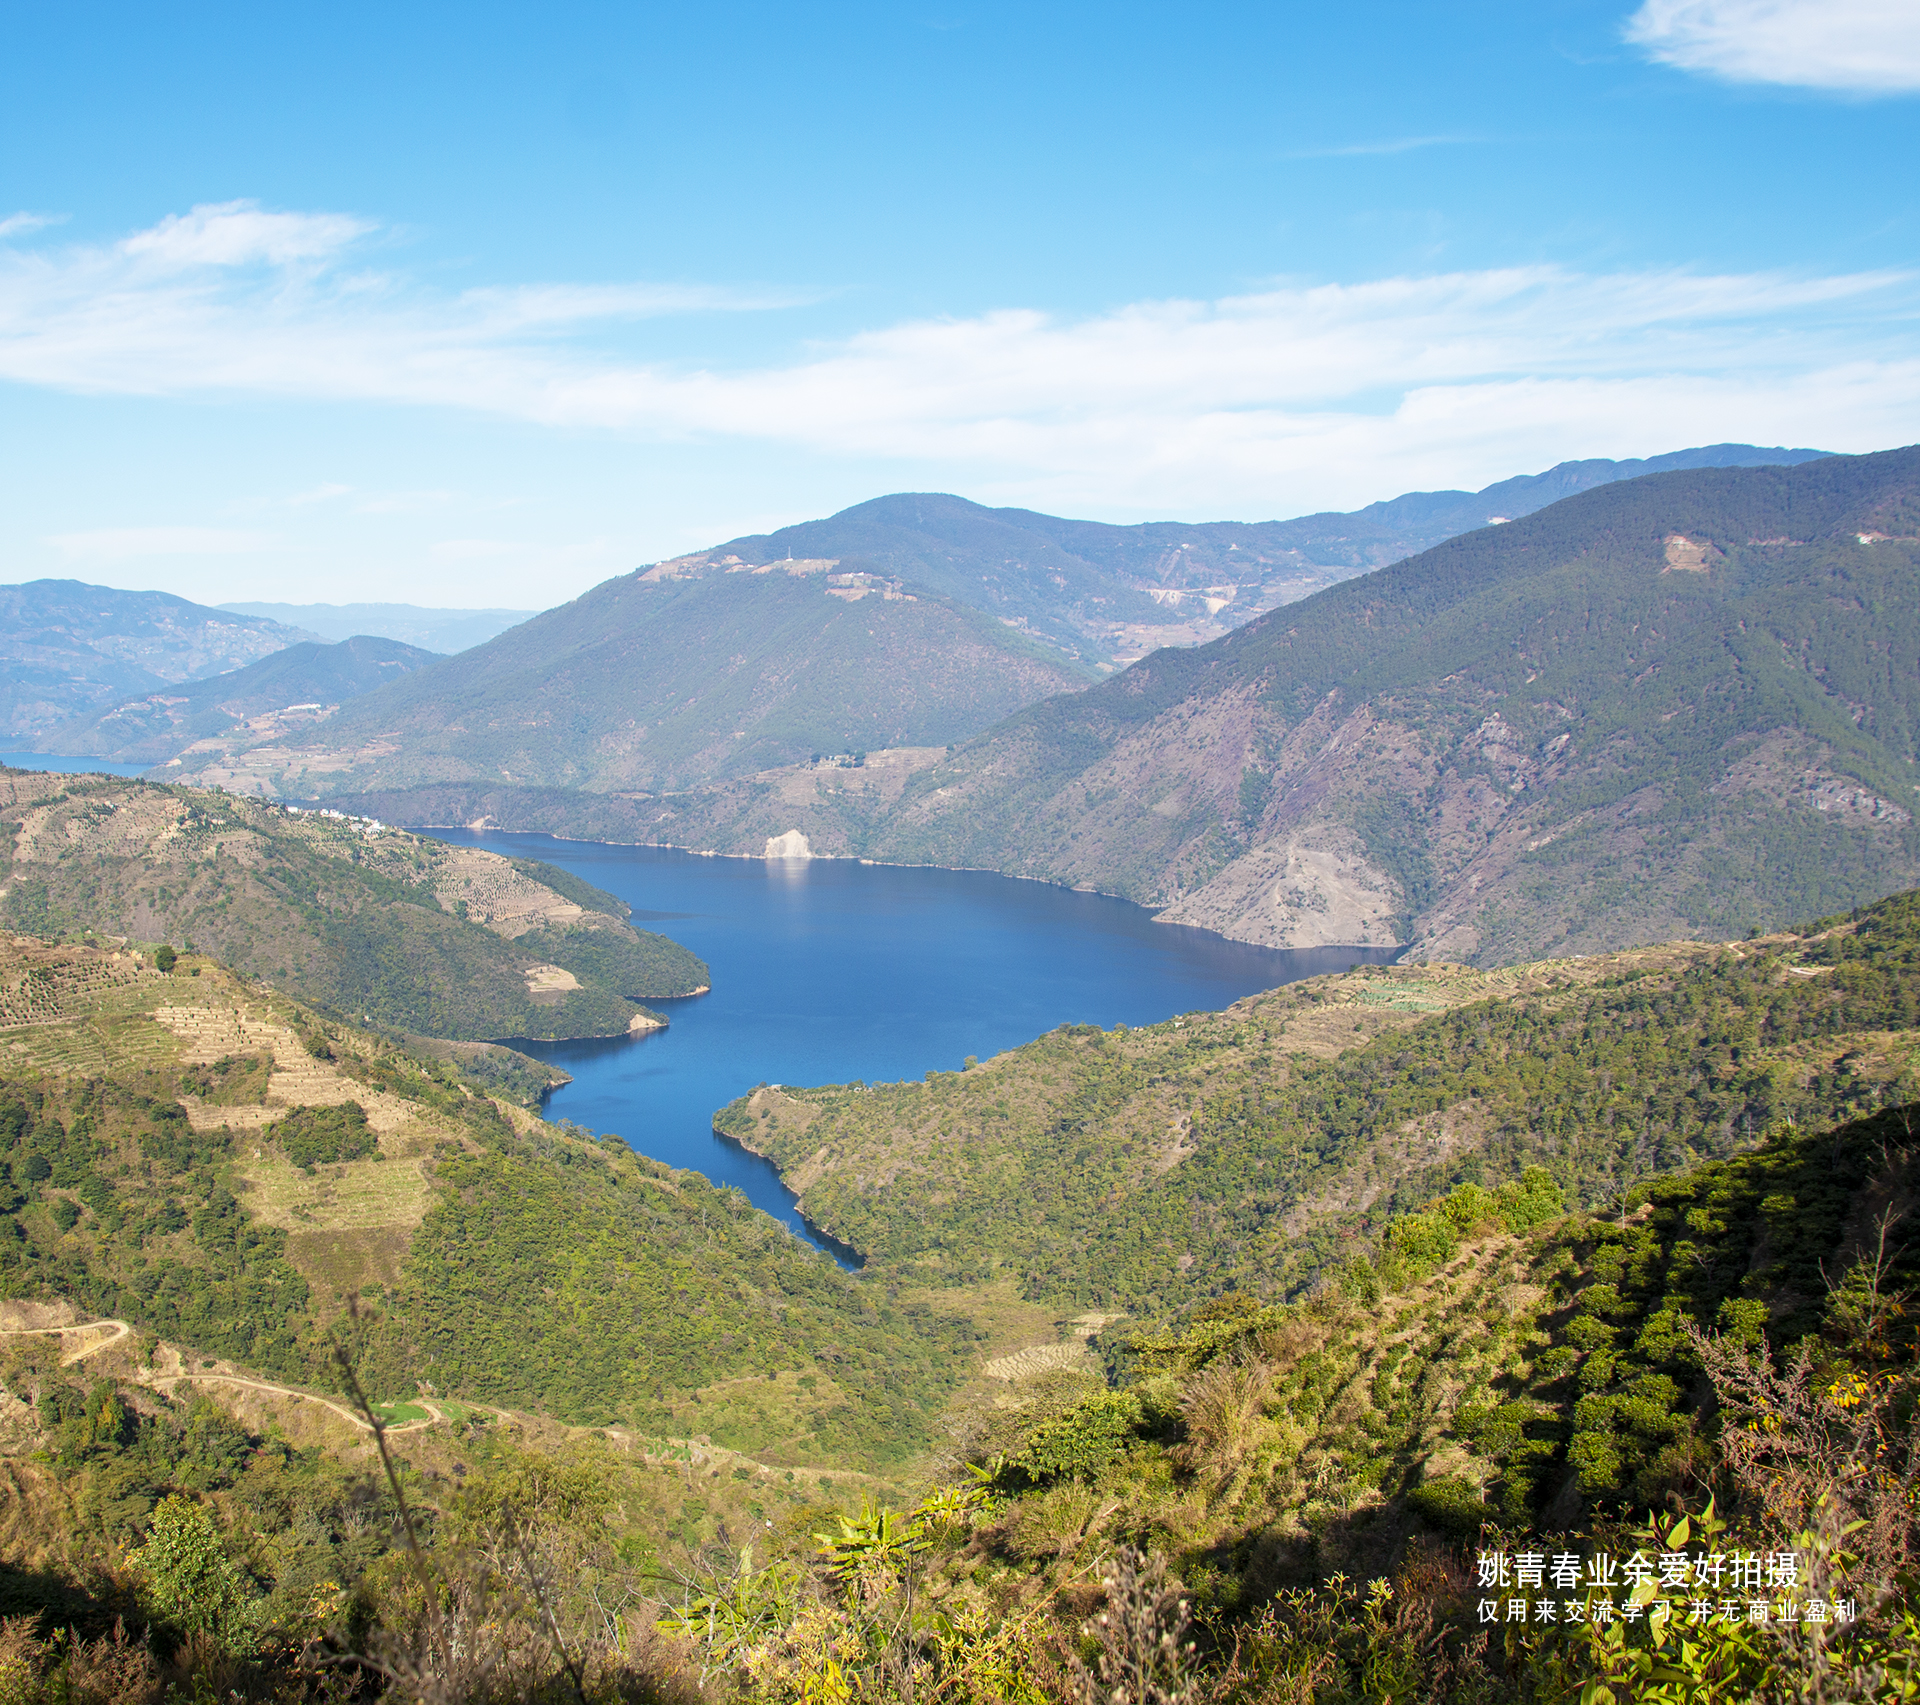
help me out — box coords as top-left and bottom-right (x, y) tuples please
(0, 1317), (442, 1433)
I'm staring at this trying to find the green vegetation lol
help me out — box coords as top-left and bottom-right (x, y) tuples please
(384, 1132), (980, 1463)
(0, 1075), (315, 1377)
(851, 448), (1920, 962)
(0, 935), (973, 1473)
(720, 890), (1920, 1316)
(266, 1102), (377, 1171)
(0, 770), (708, 1041)
(8, 825), (1920, 1700)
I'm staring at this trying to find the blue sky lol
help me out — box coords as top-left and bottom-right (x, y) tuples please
(2, 0), (1917, 608)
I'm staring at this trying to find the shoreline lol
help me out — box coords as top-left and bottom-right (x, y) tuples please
(405, 817), (1402, 959)
(710, 1120), (866, 1271)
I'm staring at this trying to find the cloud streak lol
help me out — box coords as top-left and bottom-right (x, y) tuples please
(1626, 0), (1920, 92)
(3, 201), (1919, 516)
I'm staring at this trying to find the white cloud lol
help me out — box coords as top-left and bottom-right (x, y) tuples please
(1625, 0), (1920, 92)
(118, 201), (375, 271)
(3, 202), (1920, 519)
(0, 212), (65, 240)
(47, 525), (282, 561)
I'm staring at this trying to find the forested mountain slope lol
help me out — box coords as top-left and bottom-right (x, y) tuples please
(0, 768), (707, 1041)
(176, 560), (1092, 799)
(838, 447), (1920, 963)
(1, 580), (312, 744)
(43, 634), (440, 766)
(0, 933), (968, 1473)
(720, 887), (1920, 1318)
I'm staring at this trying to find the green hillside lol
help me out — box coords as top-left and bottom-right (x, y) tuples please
(173, 562), (1093, 801)
(0, 934), (969, 1472)
(828, 447), (1920, 963)
(0, 768), (707, 1042)
(43, 634), (441, 765)
(717, 888), (1920, 1316)
(0, 895), (1915, 1700)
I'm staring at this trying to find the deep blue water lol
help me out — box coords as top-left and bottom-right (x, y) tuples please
(2, 752), (151, 778)
(421, 831), (1398, 1262)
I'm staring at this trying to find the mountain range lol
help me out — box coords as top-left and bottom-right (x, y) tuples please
(0, 581), (315, 744)
(326, 448), (1920, 966)
(41, 633), (440, 766)
(706, 444), (1829, 666)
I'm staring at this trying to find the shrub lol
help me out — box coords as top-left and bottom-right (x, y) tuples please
(267, 1102), (376, 1172)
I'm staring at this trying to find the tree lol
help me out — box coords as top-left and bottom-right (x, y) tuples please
(128, 1494), (262, 1654)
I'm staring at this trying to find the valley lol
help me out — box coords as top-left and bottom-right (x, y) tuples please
(0, 854), (1914, 1700)
(2, 446), (1918, 1702)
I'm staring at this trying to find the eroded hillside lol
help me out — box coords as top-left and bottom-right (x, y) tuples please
(850, 449), (1920, 963)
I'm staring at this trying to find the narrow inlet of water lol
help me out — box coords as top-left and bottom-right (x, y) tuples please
(426, 831), (1398, 1264)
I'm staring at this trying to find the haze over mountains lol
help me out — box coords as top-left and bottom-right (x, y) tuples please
(0, 581), (316, 743)
(41, 634), (441, 767)
(219, 600), (535, 654)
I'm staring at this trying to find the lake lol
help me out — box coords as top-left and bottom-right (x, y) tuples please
(422, 830), (1399, 1262)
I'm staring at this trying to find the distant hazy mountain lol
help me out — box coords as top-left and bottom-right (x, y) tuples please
(172, 559), (1095, 798)
(707, 444), (1830, 667)
(218, 600), (535, 653)
(0, 580), (315, 744)
(42, 633), (442, 766)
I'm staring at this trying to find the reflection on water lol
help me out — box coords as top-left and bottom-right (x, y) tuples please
(427, 831), (1399, 1265)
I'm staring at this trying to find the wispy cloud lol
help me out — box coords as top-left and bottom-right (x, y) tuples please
(4, 201), (1920, 517)
(0, 212), (66, 240)
(48, 525), (282, 561)
(1625, 0), (1920, 92)
(1286, 135), (1476, 158)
